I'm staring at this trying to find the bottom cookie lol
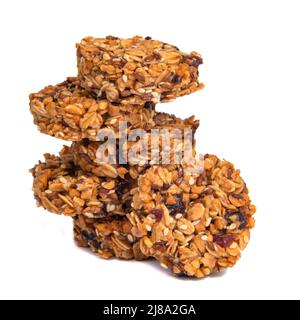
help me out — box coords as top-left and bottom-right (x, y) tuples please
(73, 215), (148, 261)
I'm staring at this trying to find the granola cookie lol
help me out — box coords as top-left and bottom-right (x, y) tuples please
(29, 77), (156, 141)
(71, 113), (199, 176)
(130, 154), (256, 277)
(30, 147), (140, 218)
(73, 215), (147, 260)
(77, 36), (204, 104)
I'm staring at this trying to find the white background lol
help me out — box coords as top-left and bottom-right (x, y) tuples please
(0, 0), (299, 300)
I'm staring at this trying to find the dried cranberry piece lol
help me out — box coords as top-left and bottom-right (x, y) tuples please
(213, 234), (235, 248)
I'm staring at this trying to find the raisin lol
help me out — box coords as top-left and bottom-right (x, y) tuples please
(162, 183), (170, 190)
(122, 199), (132, 212)
(91, 240), (101, 249)
(153, 53), (162, 60)
(213, 234), (235, 248)
(144, 53), (161, 63)
(106, 35), (118, 40)
(81, 138), (90, 147)
(115, 180), (130, 199)
(67, 162), (79, 176)
(81, 230), (96, 241)
(196, 171), (206, 185)
(152, 183), (169, 191)
(151, 209), (163, 221)
(152, 184), (161, 191)
(110, 214), (123, 221)
(231, 193), (243, 200)
(201, 188), (214, 196)
(170, 74), (182, 84)
(224, 211), (248, 230)
(191, 56), (203, 67)
(224, 211), (236, 224)
(145, 36), (152, 40)
(96, 204), (108, 218)
(144, 101), (155, 109)
(166, 197), (185, 215)
(237, 213), (248, 230)
(182, 55), (203, 67)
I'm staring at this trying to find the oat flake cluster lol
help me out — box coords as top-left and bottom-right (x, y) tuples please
(30, 36), (255, 278)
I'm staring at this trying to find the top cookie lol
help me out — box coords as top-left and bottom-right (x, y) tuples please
(77, 36), (204, 104)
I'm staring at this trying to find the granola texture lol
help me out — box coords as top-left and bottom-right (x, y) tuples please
(31, 147), (140, 218)
(30, 35), (256, 279)
(73, 215), (147, 260)
(31, 150), (256, 278)
(29, 77), (156, 141)
(130, 154), (256, 277)
(71, 113), (199, 175)
(77, 36), (204, 104)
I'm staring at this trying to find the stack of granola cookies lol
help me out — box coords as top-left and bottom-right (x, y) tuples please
(30, 36), (255, 278)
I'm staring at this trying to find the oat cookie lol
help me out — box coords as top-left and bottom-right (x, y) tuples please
(31, 147), (140, 218)
(77, 36), (204, 104)
(71, 113), (199, 176)
(130, 154), (256, 277)
(29, 35), (256, 279)
(29, 77), (156, 141)
(73, 215), (147, 260)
